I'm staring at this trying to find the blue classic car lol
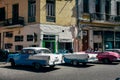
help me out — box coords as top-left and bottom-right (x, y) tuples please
(7, 47), (63, 70)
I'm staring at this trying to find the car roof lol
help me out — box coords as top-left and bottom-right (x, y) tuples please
(23, 47), (49, 50)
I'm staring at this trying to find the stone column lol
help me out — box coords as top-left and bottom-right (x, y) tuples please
(77, 0), (83, 18)
(89, 30), (94, 49)
(111, 0), (117, 15)
(101, 0), (106, 20)
(89, 0), (95, 13)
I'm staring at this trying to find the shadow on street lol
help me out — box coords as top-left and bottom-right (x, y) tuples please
(89, 62), (120, 65)
(0, 65), (60, 73)
(59, 63), (95, 68)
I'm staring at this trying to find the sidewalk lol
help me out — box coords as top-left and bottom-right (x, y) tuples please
(0, 61), (7, 65)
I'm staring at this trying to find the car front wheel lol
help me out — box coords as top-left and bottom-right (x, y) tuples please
(10, 60), (15, 67)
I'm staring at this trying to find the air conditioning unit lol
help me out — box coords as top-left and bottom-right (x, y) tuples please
(79, 13), (91, 22)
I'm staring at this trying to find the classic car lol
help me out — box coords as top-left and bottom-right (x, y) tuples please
(7, 47), (63, 70)
(97, 51), (120, 63)
(63, 52), (89, 66)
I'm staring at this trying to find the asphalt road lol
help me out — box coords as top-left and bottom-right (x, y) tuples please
(0, 62), (120, 80)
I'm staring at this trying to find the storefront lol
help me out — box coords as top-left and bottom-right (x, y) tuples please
(42, 35), (56, 53)
(93, 30), (120, 51)
(104, 31), (120, 49)
(40, 24), (73, 53)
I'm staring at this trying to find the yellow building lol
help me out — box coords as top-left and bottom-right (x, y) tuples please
(0, 0), (76, 52)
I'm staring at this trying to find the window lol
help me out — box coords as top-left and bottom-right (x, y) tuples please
(15, 35), (23, 42)
(93, 31), (102, 35)
(95, 0), (101, 13)
(46, 0), (55, 22)
(117, 2), (120, 15)
(28, 0), (36, 22)
(5, 43), (12, 49)
(115, 32), (120, 41)
(105, 0), (111, 20)
(27, 35), (33, 41)
(43, 35), (55, 40)
(5, 32), (13, 38)
(104, 31), (114, 41)
(94, 43), (102, 51)
(0, 7), (5, 21)
(15, 45), (23, 51)
(83, 0), (89, 13)
(115, 32), (120, 48)
(105, 0), (111, 14)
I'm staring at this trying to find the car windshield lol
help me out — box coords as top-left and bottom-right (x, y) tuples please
(36, 49), (51, 54)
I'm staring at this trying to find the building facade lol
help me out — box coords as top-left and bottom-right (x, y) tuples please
(0, 0), (76, 52)
(1, 0), (120, 53)
(77, 0), (120, 51)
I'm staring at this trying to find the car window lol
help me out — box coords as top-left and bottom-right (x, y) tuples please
(37, 49), (51, 54)
(22, 49), (36, 54)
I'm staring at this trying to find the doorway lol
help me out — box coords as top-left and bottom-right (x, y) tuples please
(42, 41), (56, 53)
(12, 4), (19, 24)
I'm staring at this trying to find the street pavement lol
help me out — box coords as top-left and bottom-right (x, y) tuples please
(0, 62), (120, 80)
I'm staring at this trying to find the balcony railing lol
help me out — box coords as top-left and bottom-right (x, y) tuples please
(91, 13), (120, 23)
(3, 16), (25, 26)
(46, 16), (56, 22)
(28, 16), (35, 22)
(0, 21), (4, 26)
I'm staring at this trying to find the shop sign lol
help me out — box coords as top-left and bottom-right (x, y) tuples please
(59, 39), (72, 42)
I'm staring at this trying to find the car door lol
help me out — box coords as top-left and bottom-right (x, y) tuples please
(19, 49), (35, 65)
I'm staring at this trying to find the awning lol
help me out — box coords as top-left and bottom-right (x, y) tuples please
(40, 24), (73, 42)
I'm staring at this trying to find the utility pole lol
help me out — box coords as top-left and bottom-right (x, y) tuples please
(76, 0), (83, 51)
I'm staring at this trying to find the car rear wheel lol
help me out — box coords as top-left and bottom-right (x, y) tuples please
(102, 58), (111, 64)
(50, 65), (55, 68)
(71, 60), (79, 66)
(82, 63), (87, 66)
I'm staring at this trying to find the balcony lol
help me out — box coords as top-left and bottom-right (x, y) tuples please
(3, 16), (25, 26)
(46, 16), (56, 22)
(91, 13), (120, 24)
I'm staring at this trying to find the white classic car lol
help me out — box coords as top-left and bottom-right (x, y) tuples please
(63, 52), (89, 66)
(63, 51), (99, 66)
(7, 47), (63, 70)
